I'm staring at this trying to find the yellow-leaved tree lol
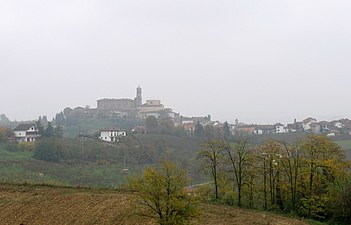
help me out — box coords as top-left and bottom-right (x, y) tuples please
(298, 135), (350, 220)
(130, 160), (199, 225)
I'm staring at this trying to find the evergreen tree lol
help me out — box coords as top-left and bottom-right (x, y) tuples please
(44, 122), (54, 137)
(42, 115), (48, 123)
(223, 121), (231, 138)
(55, 112), (66, 126)
(145, 116), (158, 133)
(36, 120), (45, 136)
(194, 121), (204, 137)
(54, 125), (64, 138)
(0, 114), (10, 124)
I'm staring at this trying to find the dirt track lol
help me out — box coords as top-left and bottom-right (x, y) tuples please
(0, 183), (308, 225)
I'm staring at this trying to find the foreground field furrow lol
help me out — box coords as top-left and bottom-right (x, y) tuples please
(0, 183), (309, 225)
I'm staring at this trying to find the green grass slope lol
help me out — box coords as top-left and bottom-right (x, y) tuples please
(0, 144), (138, 187)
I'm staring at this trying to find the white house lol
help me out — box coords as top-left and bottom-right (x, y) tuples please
(275, 123), (286, 133)
(13, 123), (40, 142)
(334, 122), (345, 129)
(254, 128), (264, 135)
(302, 117), (317, 131)
(99, 128), (127, 142)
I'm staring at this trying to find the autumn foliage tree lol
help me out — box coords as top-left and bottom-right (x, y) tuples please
(297, 135), (350, 219)
(0, 127), (7, 142)
(130, 161), (198, 225)
(198, 135), (351, 222)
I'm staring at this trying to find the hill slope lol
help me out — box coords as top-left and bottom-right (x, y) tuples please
(0, 183), (308, 225)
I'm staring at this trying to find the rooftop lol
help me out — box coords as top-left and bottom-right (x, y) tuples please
(13, 123), (36, 132)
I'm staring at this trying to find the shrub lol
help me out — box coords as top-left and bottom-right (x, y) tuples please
(33, 138), (65, 162)
(18, 142), (35, 151)
(298, 195), (331, 220)
(331, 176), (351, 222)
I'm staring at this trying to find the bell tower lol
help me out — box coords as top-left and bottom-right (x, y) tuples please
(135, 86), (142, 107)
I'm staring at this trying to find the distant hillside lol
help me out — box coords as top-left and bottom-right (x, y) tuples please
(0, 135), (204, 187)
(334, 140), (351, 159)
(0, 183), (309, 225)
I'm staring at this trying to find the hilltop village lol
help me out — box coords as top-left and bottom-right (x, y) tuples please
(2, 86), (351, 143)
(63, 86), (351, 136)
(96, 87), (181, 122)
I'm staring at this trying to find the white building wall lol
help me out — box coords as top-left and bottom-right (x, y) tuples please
(14, 131), (26, 138)
(335, 122), (344, 128)
(100, 131), (111, 141)
(100, 130), (127, 142)
(254, 129), (263, 135)
(303, 123), (311, 131)
(276, 125), (285, 133)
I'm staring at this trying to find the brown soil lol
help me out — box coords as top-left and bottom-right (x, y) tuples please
(0, 183), (308, 225)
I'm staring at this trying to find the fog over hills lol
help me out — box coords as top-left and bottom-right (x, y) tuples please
(1, 0), (351, 124)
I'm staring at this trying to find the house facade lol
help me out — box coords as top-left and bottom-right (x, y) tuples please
(302, 117), (317, 131)
(254, 125), (275, 135)
(99, 128), (127, 142)
(334, 122), (345, 129)
(13, 123), (40, 142)
(275, 123), (285, 133)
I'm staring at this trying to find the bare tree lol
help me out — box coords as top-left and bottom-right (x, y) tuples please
(280, 142), (301, 211)
(198, 140), (225, 200)
(224, 138), (253, 207)
(259, 140), (283, 209)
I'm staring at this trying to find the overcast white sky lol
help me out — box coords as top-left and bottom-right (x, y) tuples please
(1, 0), (350, 124)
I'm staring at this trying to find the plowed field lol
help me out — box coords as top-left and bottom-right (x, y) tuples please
(0, 183), (308, 225)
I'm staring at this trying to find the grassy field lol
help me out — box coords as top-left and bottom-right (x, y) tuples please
(334, 140), (351, 159)
(0, 136), (350, 188)
(334, 140), (351, 150)
(0, 143), (33, 160)
(0, 182), (310, 225)
(0, 160), (137, 187)
(0, 144), (146, 188)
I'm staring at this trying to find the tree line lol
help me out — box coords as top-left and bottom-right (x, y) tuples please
(198, 134), (351, 222)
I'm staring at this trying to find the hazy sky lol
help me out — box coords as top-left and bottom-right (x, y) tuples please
(1, 0), (351, 124)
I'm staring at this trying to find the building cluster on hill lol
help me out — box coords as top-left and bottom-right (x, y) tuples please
(96, 86), (180, 121)
(9, 87), (214, 142)
(234, 117), (351, 136)
(7, 87), (351, 143)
